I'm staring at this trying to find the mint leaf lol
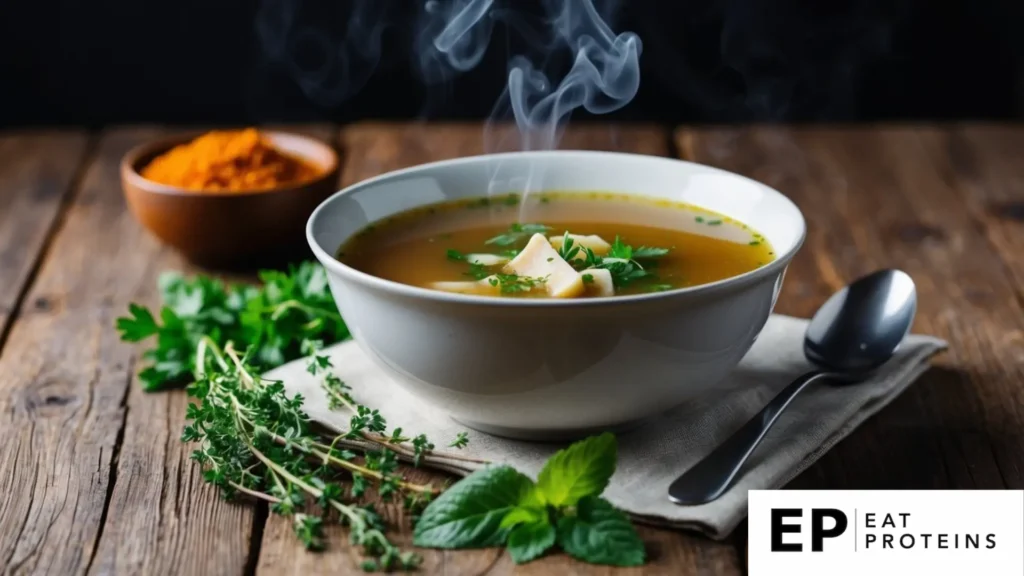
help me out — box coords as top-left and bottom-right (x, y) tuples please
(536, 432), (616, 506)
(508, 520), (556, 564)
(499, 506), (547, 529)
(414, 465), (534, 548)
(556, 496), (645, 566)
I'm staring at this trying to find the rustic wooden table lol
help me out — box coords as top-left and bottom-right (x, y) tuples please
(1, 122), (1022, 575)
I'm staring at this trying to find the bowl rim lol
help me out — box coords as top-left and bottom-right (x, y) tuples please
(306, 149), (807, 308)
(120, 129), (340, 198)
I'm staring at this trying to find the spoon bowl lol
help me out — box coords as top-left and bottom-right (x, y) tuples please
(805, 269), (917, 374)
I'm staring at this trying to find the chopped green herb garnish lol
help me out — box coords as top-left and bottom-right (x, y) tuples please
(547, 257), (554, 262)
(463, 263), (491, 280)
(749, 241), (761, 246)
(446, 249), (466, 261)
(501, 249), (520, 259)
(646, 284), (673, 292)
(609, 236), (633, 260)
(485, 223), (552, 247)
(449, 431), (470, 449)
(557, 232), (581, 262)
(706, 220), (722, 226)
(598, 260), (652, 287)
(487, 273), (548, 295)
(582, 274), (595, 284)
(632, 246), (669, 259)
(695, 216), (704, 223)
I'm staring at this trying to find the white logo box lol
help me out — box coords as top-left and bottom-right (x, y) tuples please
(748, 490), (1024, 576)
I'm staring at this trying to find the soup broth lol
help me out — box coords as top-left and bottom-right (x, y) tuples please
(338, 192), (774, 298)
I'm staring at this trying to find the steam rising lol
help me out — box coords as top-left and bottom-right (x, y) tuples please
(423, 0), (642, 151)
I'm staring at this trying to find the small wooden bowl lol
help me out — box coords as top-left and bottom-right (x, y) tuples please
(121, 130), (340, 269)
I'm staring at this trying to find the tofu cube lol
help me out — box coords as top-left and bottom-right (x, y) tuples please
(464, 253), (509, 266)
(549, 233), (612, 256)
(583, 268), (615, 297)
(430, 276), (500, 296)
(504, 234), (585, 298)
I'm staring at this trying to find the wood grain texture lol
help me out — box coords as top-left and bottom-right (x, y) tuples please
(85, 125), (338, 576)
(0, 129), (152, 575)
(0, 131), (90, 342)
(676, 126), (1024, 492)
(255, 122), (744, 575)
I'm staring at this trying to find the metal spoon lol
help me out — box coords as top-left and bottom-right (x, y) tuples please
(667, 269), (917, 505)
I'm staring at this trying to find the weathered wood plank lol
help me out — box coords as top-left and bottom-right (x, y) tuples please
(0, 128), (158, 575)
(86, 124), (338, 576)
(255, 122), (743, 575)
(0, 131), (90, 344)
(676, 126), (1024, 493)
(928, 124), (1024, 489)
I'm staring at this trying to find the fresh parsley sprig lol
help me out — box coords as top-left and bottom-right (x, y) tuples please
(413, 433), (645, 567)
(117, 262), (348, 391)
(561, 235), (671, 289)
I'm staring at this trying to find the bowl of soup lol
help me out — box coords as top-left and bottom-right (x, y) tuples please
(306, 151), (805, 440)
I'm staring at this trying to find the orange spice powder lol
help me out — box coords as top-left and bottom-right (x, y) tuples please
(141, 128), (321, 192)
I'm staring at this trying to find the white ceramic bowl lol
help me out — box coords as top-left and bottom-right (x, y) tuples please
(307, 151), (806, 440)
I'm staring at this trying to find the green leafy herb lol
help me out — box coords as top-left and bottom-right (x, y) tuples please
(632, 246), (670, 259)
(415, 432), (644, 567)
(508, 520), (557, 563)
(646, 284), (674, 292)
(412, 465), (534, 548)
(597, 260), (652, 288)
(178, 339), (435, 569)
(695, 216), (704, 223)
(608, 236), (668, 262)
(463, 263), (492, 281)
(487, 273), (548, 295)
(582, 274), (594, 284)
(706, 219), (723, 226)
(485, 223), (551, 247)
(535, 433), (616, 507)
(446, 249), (466, 261)
(449, 432), (470, 449)
(557, 496), (645, 566)
(608, 236), (634, 261)
(116, 262), (348, 391)
(577, 237), (671, 289)
(557, 232), (581, 262)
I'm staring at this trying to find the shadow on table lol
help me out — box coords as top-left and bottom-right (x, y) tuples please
(787, 365), (1016, 491)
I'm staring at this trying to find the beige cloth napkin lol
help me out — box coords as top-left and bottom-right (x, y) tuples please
(266, 314), (946, 540)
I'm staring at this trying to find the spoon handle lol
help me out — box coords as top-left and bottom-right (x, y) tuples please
(668, 370), (830, 505)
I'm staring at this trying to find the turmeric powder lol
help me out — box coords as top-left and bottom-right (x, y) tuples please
(141, 128), (321, 192)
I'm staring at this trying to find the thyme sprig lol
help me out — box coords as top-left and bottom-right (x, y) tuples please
(117, 263), (481, 571)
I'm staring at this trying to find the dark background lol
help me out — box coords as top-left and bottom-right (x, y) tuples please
(1, 0), (1021, 128)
